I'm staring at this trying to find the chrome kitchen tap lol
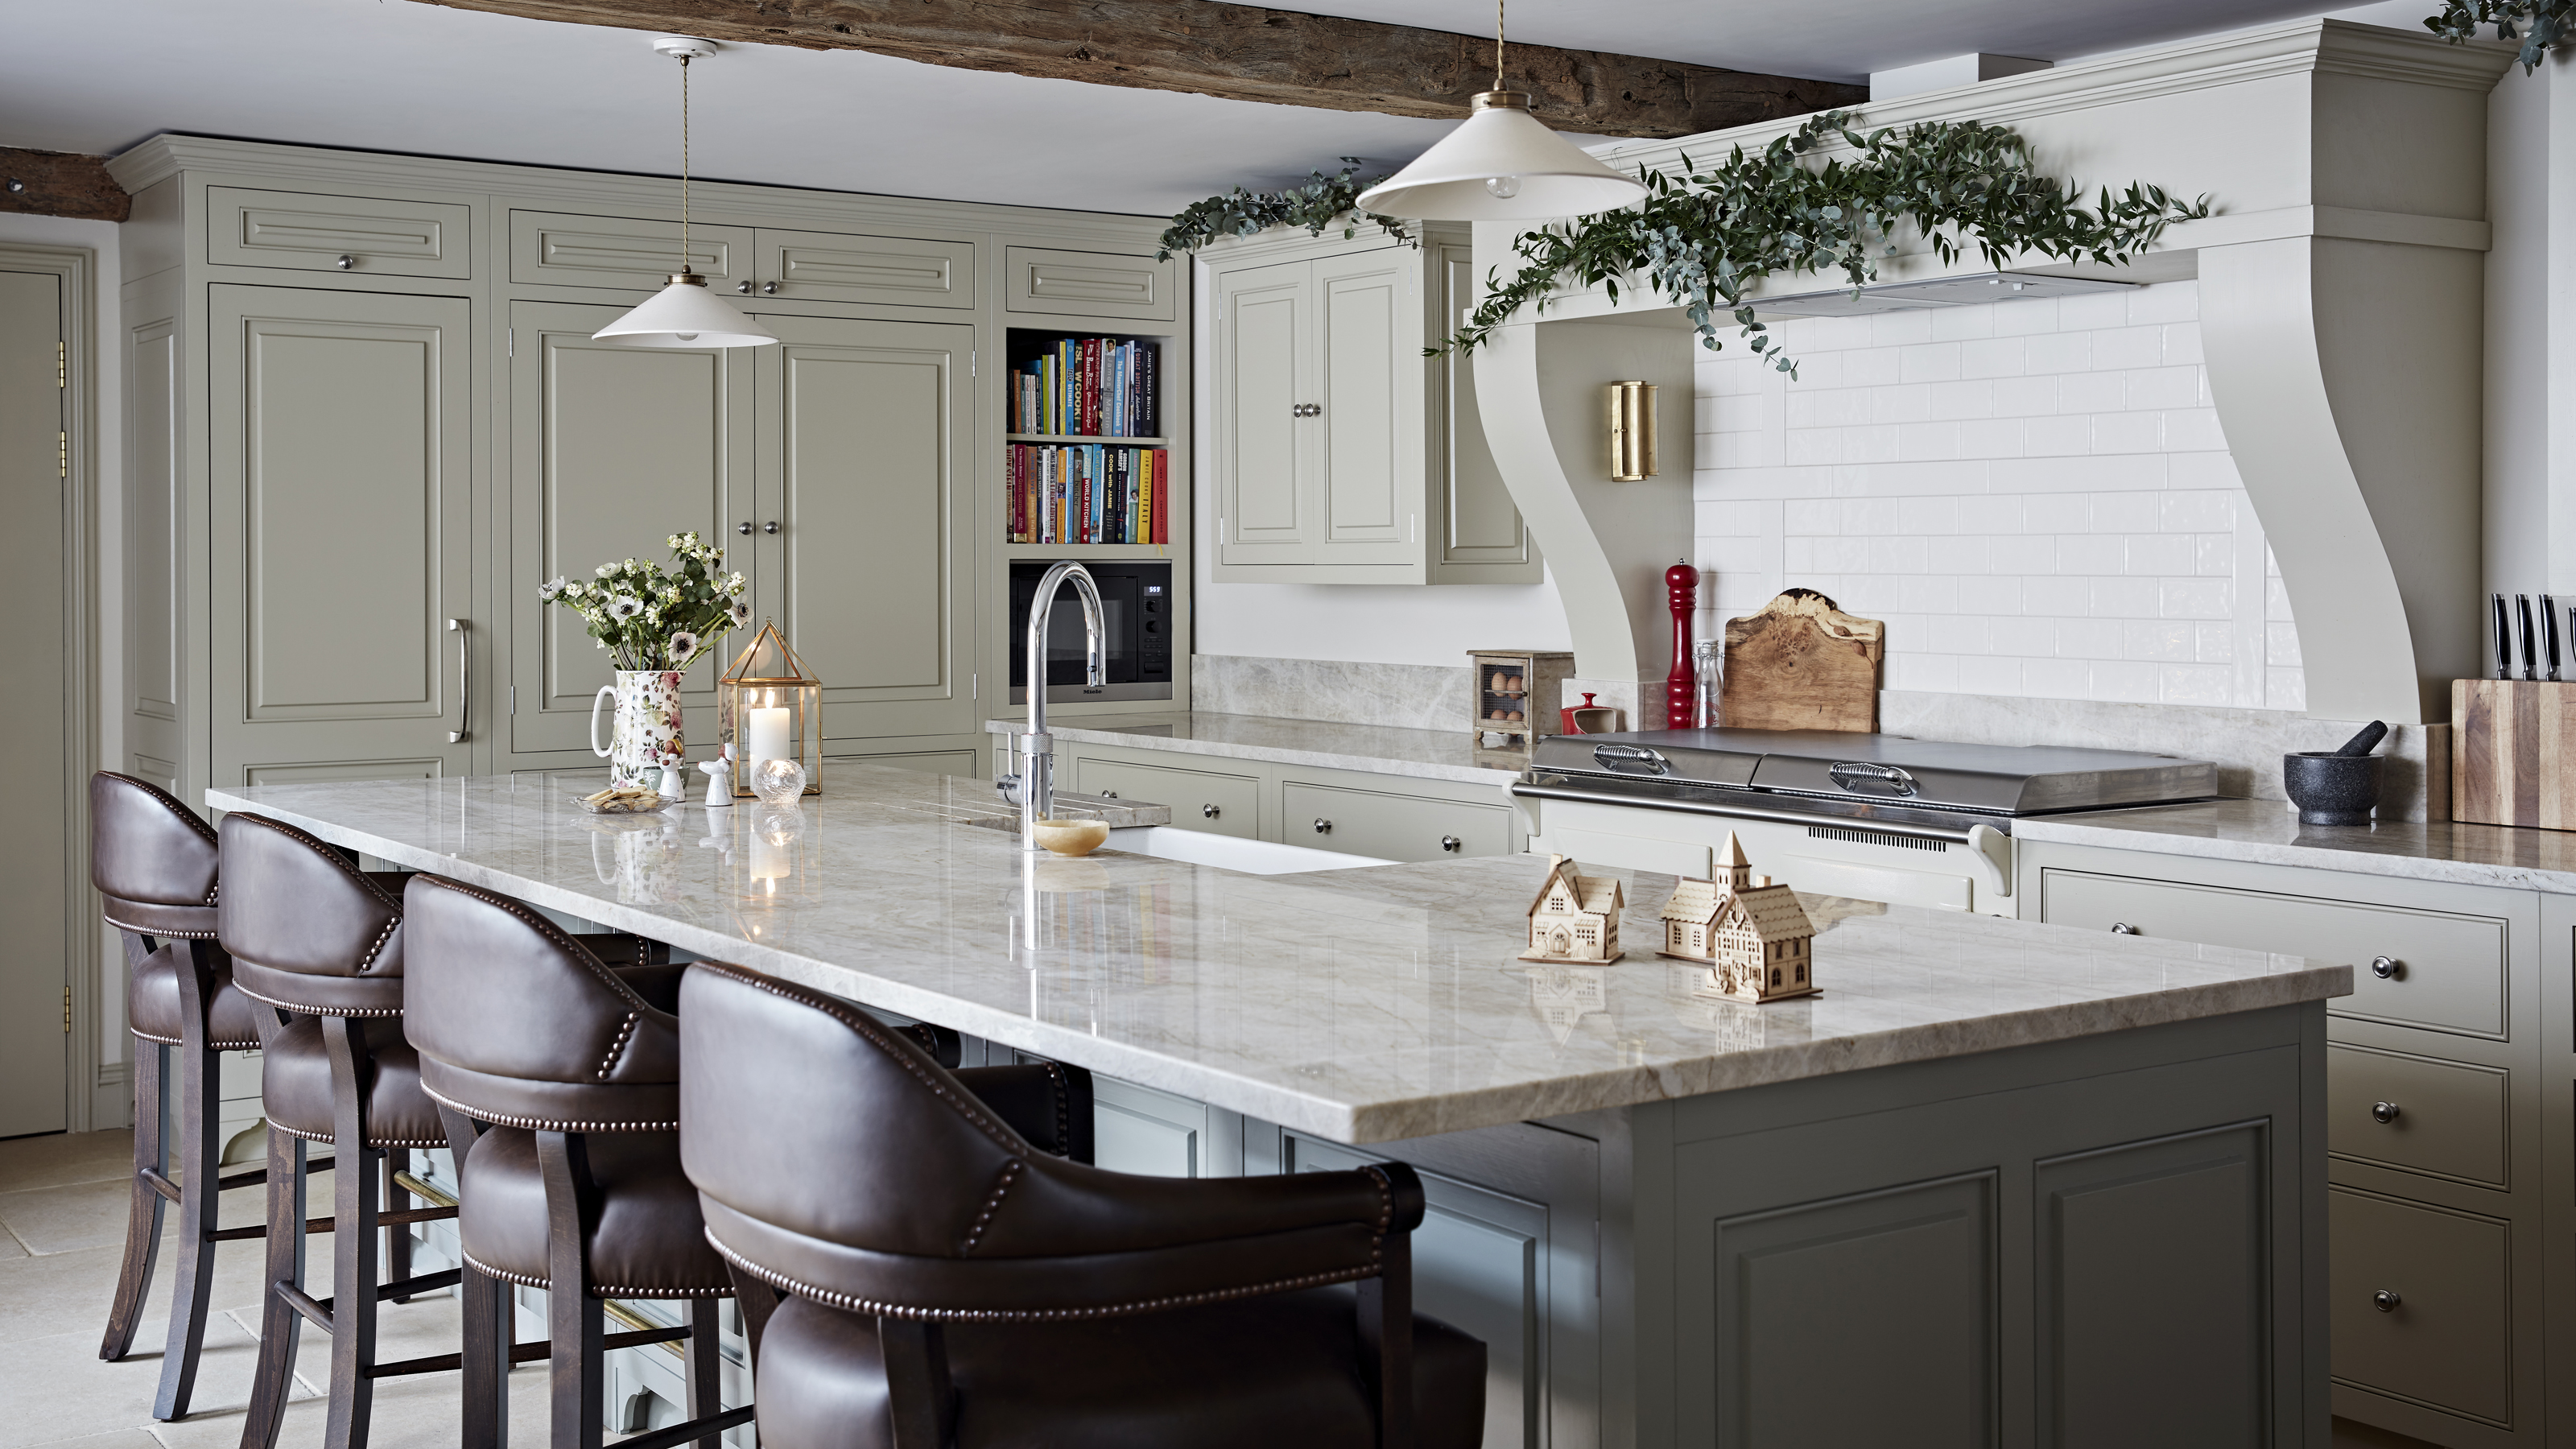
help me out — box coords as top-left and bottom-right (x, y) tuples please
(996, 559), (1104, 850)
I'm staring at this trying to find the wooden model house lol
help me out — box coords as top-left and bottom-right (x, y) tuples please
(1657, 831), (1757, 961)
(1657, 832), (1818, 1001)
(1522, 855), (1625, 963)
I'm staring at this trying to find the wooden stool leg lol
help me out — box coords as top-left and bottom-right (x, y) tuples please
(685, 1298), (723, 1449)
(153, 943), (224, 1419)
(444, 1108), (510, 1449)
(536, 1131), (604, 1449)
(98, 1034), (167, 1362)
(321, 1018), (380, 1449)
(384, 1152), (414, 1303)
(239, 1128), (309, 1449)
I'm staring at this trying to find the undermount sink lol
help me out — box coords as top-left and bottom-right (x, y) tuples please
(1106, 826), (1393, 875)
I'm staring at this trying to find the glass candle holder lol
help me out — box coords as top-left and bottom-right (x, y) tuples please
(752, 758), (808, 808)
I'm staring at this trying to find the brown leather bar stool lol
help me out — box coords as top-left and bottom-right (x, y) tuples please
(219, 811), (460, 1449)
(677, 961), (1488, 1449)
(400, 871), (750, 1449)
(92, 771), (311, 1420)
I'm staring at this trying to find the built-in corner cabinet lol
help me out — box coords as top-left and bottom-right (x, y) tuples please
(107, 135), (1191, 805)
(1203, 224), (1539, 584)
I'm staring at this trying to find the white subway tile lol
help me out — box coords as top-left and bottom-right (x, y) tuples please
(2025, 415), (2094, 456)
(1842, 424), (1900, 463)
(1930, 305), (1997, 342)
(1963, 576), (2028, 616)
(1988, 535), (2058, 574)
(1869, 535), (1930, 573)
(1870, 311), (1934, 347)
(2057, 534), (2128, 576)
(2268, 667), (2307, 711)
(1700, 499), (1775, 535)
(1929, 380), (1995, 420)
(2266, 546), (2283, 580)
(1713, 431), (1784, 469)
(2021, 494), (2090, 533)
(2162, 407), (2230, 452)
(1795, 315), (1878, 352)
(2025, 332), (2094, 374)
(1839, 347), (1901, 388)
(2091, 324), (2165, 370)
(2024, 576), (2091, 618)
(1784, 350), (1843, 390)
(2158, 490), (2235, 531)
(1901, 342), (1964, 384)
(1989, 375), (2058, 417)
(1998, 454), (2171, 493)
(1897, 576), (1960, 613)
(1844, 460), (1991, 496)
(2055, 291), (2132, 330)
(2123, 620), (2194, 661)
(2092, 660), (2160, 702)
(1782, 535), (1816, 572)
(2091, 411), (2165, 453)
(1885, 653), (1959, 691)
(2266, 620), (2304, 667)
(2023, 657), (2093, 698)
(1812, 535), (1870, 571)
(2126, 534), (2198, 576)
(2090, 577), (2160, 618)
(2168, 451), (2240, 489)
(1895, 497), (1960, 534)
(1785, 386), (1870, 429)
(1707, 536), (1774, 572)
(1842, 497), (1899, 533)
(1992, 296), (2063, 336)
(1785, 428), (1843, 466)
(2161, 324), (2206, 366)
(1871, 383), (1933, 425)
(2266, 575), (2296, 621)
(1959, 337), (2028, 379)
(2157, 663), (2233, 705)
(2124, 365), (2203, 411)
(1879, 613), (1933, 653)
(1958, 495), (2024, 534)
(1990, 614), (2056, 653)
(2194, 621), (2234, 663)
(1926, 536), (1991, 575)
(1958, 654), (2027, 695)
(2127, 280), (2198, 324)
(2195, 533), (2235, 576)
(2159, 578), (2233, 619)
(2058, 371), (2128, 414)
(1898, 421), (1963, 461)
(1931, 615), (1992, 654)
(2089, 492), (2161, 533)
(1781, 498), (1836, 534)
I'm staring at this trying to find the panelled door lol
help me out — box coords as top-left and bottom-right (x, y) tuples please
(0, 268), (67, 1137)
(1216, 258), (1310, 564)
(747, 314), (976, 742)
(506, 300), (753, 759)
(1311, 246), (1416, 560)
(208, 285), (474, 786)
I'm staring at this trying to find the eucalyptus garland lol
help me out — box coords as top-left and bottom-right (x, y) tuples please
(1442, 111), (2210, 376)
(2425, 1), (2571, 69)
(1156, 159), (1413, 261)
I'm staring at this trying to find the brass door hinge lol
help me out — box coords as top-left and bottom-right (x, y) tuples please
(56, 340), (66, 388)
(58, 431), (67, 478)
(63, 985), (72, 1033)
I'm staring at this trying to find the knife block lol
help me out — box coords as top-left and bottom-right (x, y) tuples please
(2451, 679), (2576, 829)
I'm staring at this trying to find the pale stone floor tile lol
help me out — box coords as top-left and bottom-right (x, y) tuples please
(16, 1434), (162, 1449)
(0, 1180), (147, 1257)
(0, 1131), (136, 1195)
(0, 1317), (279, 1449)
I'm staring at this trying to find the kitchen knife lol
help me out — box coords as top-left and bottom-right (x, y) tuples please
(2519, 595), (2541, 680)
(2545, 594), (2564, 681)
(2495, 594), (2513, 679)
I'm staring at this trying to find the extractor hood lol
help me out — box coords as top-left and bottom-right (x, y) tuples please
(1748, 270), (2134, 317)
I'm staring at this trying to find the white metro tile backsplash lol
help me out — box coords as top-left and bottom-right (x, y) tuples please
(1697, 279), (2301, 711)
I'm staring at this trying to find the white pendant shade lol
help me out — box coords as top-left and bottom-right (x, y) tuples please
(1356, 92), (1647, 221)
(592, 275), (779, 349)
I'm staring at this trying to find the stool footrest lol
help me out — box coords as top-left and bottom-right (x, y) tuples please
(617, 1404), (755, 1449)
(217, 1155), (333, 1191)
(142, 1170), (180, 1204)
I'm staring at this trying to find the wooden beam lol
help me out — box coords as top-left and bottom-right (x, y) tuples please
(408, 1), (1864, 138)
(0, 149), (129, 224)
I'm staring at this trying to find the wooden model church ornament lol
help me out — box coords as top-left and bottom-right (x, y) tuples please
(1522, 855), (1625, 964)
(1657, 832), (1818, 1001)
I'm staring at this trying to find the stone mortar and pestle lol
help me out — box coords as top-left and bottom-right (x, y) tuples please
(2283, 720), (2387, 825)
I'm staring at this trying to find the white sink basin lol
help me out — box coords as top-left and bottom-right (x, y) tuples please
(1106, 825), (1393, 875)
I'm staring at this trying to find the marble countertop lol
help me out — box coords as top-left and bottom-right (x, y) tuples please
(2018, 798), (2576, 894)
(985, 711), (1520, 786)
(206, 768), (2347, 1145)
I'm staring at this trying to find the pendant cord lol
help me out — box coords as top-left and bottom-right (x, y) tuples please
(679, 54), (691, 275)
(1494, 0), (1504, 90)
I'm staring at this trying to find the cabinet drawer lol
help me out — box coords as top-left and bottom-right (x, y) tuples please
(2329, 1187), (2512, 1426)
(510, 210), (755, 293)
(1075, 757), (1259, 839)
(2326, 1044), (2508, 1187)
(1005, 246), (1174, 320)
(2041, 869), (2507, 1039)
(1283, 781), (1509, 863)
(761, 227), (973, 309)
(209, 188), (471, 279)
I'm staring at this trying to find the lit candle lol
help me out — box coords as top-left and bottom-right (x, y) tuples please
(745, 706), (791, 769)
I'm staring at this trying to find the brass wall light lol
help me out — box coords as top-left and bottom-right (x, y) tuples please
(1608, 381), (1658, 481)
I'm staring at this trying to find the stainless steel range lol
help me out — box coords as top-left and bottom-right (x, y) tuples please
(1513, 729), (2215, 918)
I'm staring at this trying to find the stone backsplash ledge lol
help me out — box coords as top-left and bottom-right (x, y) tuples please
(1191, 654), (2450, 822)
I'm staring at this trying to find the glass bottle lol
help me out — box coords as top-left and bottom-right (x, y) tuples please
(1691, 640), (1722, 728)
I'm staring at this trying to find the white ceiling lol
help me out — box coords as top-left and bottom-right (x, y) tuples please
(0, 0), (2430, 219)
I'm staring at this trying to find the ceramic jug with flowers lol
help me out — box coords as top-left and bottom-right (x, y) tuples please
(539, 530), (754, 787)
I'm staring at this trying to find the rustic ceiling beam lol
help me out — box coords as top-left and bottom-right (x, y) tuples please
(0, 148), (130, 223)
(410, 0), (1864, 138)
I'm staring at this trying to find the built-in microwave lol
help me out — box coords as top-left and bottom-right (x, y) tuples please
(1006, 560), (1174, 704)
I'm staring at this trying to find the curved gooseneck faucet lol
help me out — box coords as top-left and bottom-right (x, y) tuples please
(998, 560), (1105, 850)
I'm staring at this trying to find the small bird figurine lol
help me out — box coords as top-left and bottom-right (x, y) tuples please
(699, 746), (736, 810)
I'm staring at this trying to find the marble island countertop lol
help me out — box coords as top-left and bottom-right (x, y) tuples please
(2019, 797), (2576, 894)
(206, 767), (2347, 1145)
(983, 711), (1519, 786)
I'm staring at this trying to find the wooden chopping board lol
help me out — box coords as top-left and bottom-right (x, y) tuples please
(1719, 589), (1885, 733)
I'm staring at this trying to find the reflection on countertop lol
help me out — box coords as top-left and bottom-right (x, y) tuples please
(2020, 797), (2576, 894)
(982, 710), (1517, 785)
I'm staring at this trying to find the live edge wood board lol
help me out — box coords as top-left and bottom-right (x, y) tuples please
(1720, 588), (1885, 734)
(2452, 678), (2576, 829)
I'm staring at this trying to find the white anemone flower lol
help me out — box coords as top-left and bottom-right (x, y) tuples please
(539, 576), (567, 601)
(595, 563), (614, 579)
(725, 600), (753, 627)
(606, 594), (645, 621)
(667, 630), (700, 665)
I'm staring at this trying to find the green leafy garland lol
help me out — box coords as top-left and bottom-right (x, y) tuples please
(1157, 159), (1413, 261)
(2425, 1), (2570, 69)
(1443, 111), (2209, 376)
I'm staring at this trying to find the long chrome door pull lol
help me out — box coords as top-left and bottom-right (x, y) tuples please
(448, 619), (469, 743)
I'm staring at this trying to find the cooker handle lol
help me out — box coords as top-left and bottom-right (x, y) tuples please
(1965, 823), (2012, 902)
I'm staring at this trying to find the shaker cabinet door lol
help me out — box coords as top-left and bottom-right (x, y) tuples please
(505, 300), (754, 759)
(747, 313), (977, 743)
(1311, 247), (1417, 560)
(208, 285), (477, 786)
(1216, 259), (1311, 564)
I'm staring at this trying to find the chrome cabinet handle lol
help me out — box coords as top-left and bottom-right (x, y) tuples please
(335, 254), (354, 270)
(448, 618), (469, 743)
(2373, 1290), (2402, 1313)
(2372, 1101), (2401, 1125)
(736, 280), (753, 294)
(1313, 818), (1331, 835)
(1440, 835), (1462, 852)
(2111, 922), (2139, 935)
(737, 521), (753, 535)
(1202, 803), (1220, 819)
(762, 281), (780, 295)
(764, 521), (781, 535)
(2371, 955), (2403, 980)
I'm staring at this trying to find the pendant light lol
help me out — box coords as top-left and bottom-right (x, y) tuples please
(593, 36), (778, 349)
(1356, 0), (1648, 222)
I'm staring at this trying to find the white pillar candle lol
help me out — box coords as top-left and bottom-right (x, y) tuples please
(745, 706), (791, 768)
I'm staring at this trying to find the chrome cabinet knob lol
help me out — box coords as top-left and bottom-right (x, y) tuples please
(2373, 1290), (2402, 1313)
(1440, 835), (1462, 852)
(1100, 790), (1117, 799)
(1291, 403), (1323, 418)
(737, 522), (753, 535)
(2371, 956), (2403, 980)
(1313, 818), (1331, 835)
(2111, 922), (2139, 935)
(764, 521), (781, 535)
(2372, 1101), (2401, 1125)
(334, 254), (354, 270)
(1202, 803), (1220, 819)
(736, 280), (753, 294)
(762, 281), (780, 295)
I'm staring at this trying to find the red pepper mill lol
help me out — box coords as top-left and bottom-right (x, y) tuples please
(1666, 559), (1698, 729)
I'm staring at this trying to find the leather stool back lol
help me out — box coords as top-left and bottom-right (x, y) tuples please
(93, 770), (221, 947)
(218, 812), (405, 1018)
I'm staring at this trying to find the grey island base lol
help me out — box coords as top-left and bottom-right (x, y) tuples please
(207, 767), (2351, 1449)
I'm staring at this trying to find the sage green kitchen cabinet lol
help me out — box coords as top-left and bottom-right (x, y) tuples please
(1072, 754), (1263, 839)
(1053, 740), (1525, 857)
(1205, 225), (1538, 584)
(208, 284), (478, 786)
(1283, 778), (1512, 861)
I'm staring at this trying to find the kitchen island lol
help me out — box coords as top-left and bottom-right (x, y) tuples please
(208, 766), (2349, 1449)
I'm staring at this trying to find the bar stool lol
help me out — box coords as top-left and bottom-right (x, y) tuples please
(400, 871), (749, 1449)
(219, 811), (460, 1449)
(676, 961), (1488, 1449)
(92, 771), (304, 1419)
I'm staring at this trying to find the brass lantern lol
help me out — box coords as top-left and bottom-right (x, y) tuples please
(717, 620), (821, 798)
(1607, 380), (1658, 481)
